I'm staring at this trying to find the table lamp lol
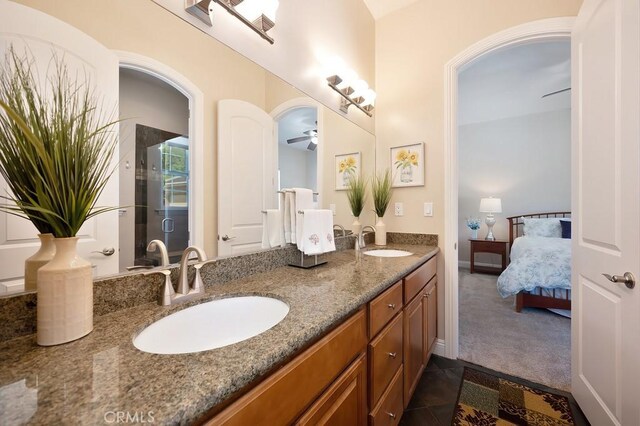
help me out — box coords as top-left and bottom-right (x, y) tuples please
(479, 197), (502, 241)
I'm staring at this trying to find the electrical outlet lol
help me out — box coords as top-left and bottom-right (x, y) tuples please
(395, 202), (404, 216)
(424, 202), (433, 217)
(329, 204), (336, 216)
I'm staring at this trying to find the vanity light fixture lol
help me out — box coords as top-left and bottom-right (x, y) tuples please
(185, 0), (279, 44)
(326, 74), (376, 117)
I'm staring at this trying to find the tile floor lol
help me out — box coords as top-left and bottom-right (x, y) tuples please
(400, 355), (591, 425)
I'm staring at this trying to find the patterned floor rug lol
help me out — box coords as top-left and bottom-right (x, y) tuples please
(452, 368), (576, 425)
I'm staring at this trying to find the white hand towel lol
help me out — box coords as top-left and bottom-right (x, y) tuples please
(277, 192), (286, 247)
(283, 190), (294, 243)
(301, 209), (336, 255)
(293, 188), (314, 247)
(265, 209), (285, 248)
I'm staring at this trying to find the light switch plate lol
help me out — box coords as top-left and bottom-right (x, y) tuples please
(329, 204), (336, 216)
(395, 202), (404, 216)
(424, 202), (433, 217)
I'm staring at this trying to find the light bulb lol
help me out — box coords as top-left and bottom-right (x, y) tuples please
(362, 89), (377, 106)
(311, 136), (318, 145)
(262, 0), (279, 22)
(350, 79), (368, 99)
(336, 69), (358, 90)
(235, 0), (262, 21)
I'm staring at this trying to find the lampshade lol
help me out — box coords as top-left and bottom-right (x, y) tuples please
(479, 197), (502, 213)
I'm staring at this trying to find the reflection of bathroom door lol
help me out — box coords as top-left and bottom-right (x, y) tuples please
(218, 100), (276, 256)
(0, 1), (119, 290)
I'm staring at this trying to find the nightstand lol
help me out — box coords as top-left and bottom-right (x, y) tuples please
(469, 239), (509, 275)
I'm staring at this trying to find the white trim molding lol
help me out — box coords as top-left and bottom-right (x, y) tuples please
(443, 17), (574, 360)
(433, 338), (446, 357)
(114, 50), (205, 253)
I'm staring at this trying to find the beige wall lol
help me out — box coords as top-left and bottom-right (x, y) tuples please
(374, 0), (582, 338)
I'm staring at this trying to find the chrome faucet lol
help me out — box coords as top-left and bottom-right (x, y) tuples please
(357, 225), (376, 250)
(333, 224), (346, 237)
(147, 239), (170, 266)
(145, 245), (211, 306)
(177, 246), (207, 295)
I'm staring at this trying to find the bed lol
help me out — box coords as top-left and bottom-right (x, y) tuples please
(497, 212), (572, 313)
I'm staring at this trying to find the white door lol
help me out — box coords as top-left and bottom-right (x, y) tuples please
(0, 0), (119, 290)
(218, 99), (276, 256)
(571, 0), (640, 424)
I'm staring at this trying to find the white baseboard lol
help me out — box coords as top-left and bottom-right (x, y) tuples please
(433, 338), (445, 357)
(458, 260), (501, 269)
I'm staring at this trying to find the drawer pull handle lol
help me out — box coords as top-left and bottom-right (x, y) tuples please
(387, 303), (396, 309)
(386, 412), (396, 419)
(388, 352), (397, 359)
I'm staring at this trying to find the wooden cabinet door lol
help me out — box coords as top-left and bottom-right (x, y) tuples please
(423, 280), (437, 362)
(296, 353), (367, 426)
(403, 293), (425, 407)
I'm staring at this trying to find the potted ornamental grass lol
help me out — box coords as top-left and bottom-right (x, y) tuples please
(346, 174), (367, 236)
(372, 169), (393, 245)
(0, 50), (118, 345)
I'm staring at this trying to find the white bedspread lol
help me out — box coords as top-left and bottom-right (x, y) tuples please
(497, 236), (572, 298)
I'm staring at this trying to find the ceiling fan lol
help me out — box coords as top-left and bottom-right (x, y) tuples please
(542, 87), (571, 98)
(287, 128), (318, 151)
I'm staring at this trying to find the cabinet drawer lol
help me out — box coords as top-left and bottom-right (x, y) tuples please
(208, 309), (367, 426)
(403, 257), (436, 303)
(368, 311), (403, 408)
(369, 365), (403, 426)
(296, 353), (367, 426)
(369, 280), (403, 338)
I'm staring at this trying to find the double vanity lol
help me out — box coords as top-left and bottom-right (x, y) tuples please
(0, 238), (438, 425)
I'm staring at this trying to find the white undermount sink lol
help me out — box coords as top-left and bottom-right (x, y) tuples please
(133, 296), (289, 354)
(363, 249), (414, 258)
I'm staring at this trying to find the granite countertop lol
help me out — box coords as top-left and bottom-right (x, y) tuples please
(0, 243), (438, 425)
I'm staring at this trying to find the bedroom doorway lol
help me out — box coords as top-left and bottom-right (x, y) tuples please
(457, 40), (572, 391)
(442, 18), (574, 391)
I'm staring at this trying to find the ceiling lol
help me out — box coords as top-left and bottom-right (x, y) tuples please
(458, 41), (571, 126)
(277, 107), (317, 151)
(363, 0), (420, 20)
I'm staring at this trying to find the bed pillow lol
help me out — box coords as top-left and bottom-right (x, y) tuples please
(560, 220), (571, 239)
(522, 217), (562, 238)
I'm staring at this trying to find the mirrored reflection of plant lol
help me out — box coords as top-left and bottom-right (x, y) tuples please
(346, 174), (367, 218)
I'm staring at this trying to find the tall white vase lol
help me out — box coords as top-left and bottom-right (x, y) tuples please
(24, 233), (56, 292)
(352, 217), (362, 236)
(375, 217), (387, 246)
(37, 237), (93, 346)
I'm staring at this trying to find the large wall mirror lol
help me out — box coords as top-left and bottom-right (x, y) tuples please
(0, 2), (375, 297)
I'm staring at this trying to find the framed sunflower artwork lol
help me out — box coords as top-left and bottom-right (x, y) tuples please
(335, 152), (361, 190)
(390, 142), (425, 188)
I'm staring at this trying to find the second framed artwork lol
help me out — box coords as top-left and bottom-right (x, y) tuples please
(391, 142), (425, 188)
(335, 152), (361, 190)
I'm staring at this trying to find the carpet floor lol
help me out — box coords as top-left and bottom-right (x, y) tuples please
(458, 269), (571, 391)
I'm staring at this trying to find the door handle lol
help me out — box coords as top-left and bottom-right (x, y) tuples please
(162, 218), (175, 233)
(92, 247), (116, 256)
(221, 235), (235, 242)
(603, 272), (635, 289)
